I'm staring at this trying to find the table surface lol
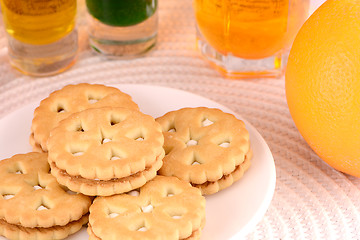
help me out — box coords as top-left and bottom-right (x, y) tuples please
(1, 0), (360, 239)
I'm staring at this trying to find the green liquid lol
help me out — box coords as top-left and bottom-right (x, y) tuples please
(86, 0), (157, 27)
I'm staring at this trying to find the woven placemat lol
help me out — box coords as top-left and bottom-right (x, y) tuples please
(1, 0), (360, 239)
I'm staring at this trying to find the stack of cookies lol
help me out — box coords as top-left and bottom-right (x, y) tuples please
(0, 83), (253, 240)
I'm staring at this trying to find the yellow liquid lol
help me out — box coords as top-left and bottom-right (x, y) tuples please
(0, 0), (76, 45)
(195, 0), (309, 59)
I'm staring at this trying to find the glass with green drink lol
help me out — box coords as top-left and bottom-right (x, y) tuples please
(86, 0), (158, 58)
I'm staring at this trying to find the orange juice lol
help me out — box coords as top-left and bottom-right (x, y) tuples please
(0, 0), (76, 45)
(194, 0), (310, 59)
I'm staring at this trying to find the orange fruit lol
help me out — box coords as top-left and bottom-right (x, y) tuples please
(285, 0), (360, 177)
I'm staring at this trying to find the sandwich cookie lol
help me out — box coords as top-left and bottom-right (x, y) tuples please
(47, 107), (165, 196)
(88, 176), (206, 240)
(0, 152), (92, 240)
(156, 107), (252, 195)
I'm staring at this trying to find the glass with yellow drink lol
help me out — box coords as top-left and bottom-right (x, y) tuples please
(194, 0), (310, 78)
(0, 0), (77, 76)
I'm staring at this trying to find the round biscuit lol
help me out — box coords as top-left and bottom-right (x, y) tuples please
(0, 152), (92, 230)
(88, 176), (206, 240)
(156, 107), (251, 191)
(31, 83), (139, 152)
(47, 107), (164, 180)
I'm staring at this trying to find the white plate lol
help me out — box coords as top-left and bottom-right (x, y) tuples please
(0, 84), (276, 240)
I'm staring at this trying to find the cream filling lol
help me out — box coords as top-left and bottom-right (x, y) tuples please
(191, 150), (252, 188)
(0, 213), (88, 234)
(51, 155), (163, 185)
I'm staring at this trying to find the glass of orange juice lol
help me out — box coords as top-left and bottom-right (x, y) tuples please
(194, 0), (310, 79)
(0, 0), (77, 76)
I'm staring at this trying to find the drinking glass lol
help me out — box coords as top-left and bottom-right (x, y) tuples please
(194, 0), (310, 78)
(86, 0), (158, 58)
(0, 0), (78, 77)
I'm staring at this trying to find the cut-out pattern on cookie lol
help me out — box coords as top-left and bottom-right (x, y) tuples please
(165, 120), (177, 133)
(188, 153), (202, 166)
(33, 184), (44, 190)
(110, 116), (121, 126)
(87, 94), (102, 104)
(30, 177), (47, 191)
(164, 121), (177, 133)
(101, 130), (113, 144)
(126, 219), (148, 232)
(219, 142), (230, 148)
(130, 221), (148, 232)
(67, 143), (89, 157)
(137, 227), (148, 232)
(164, 187), (182, 197)
(2, 194), (14, 200)
(186, 139), (198, 146)
(109, 112), (127, 126)
(110, 156), (121, 161)
(36, 197), (52, 211)
(126, 129), (146, 142)
(88, 98), (98, 104)
(201, 118), (214, 127)
(72, 151), (84, 157)
(37, 205), (49, 211)
(109, 212), (119, 218)
(69, 144), (89, 157)
(8, 162), (25, 174)
(164, 208), (186, 220)
(102, 138), (112, 144)
(141, 203), (153, 213)
(56, 104), (66, 113)
(75, 124), (85, 132)
(109, 148), (125, 161)
(107, 205), (127, 218)
(125, 128), (148, 142)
